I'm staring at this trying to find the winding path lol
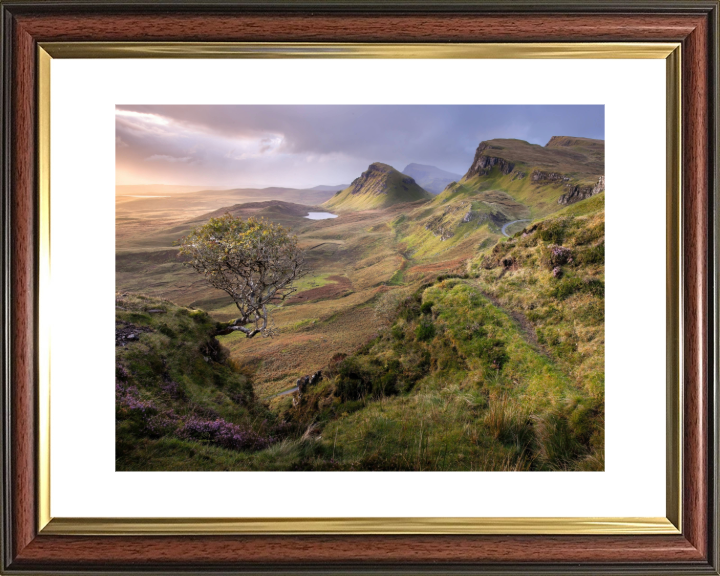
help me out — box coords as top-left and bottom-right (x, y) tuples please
(501, 219), (531, 237)
(474, 282), (550, 360)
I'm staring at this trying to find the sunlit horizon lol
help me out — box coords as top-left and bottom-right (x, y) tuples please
(116, 104), (605, 189)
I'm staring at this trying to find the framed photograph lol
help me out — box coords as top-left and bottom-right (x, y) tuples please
(1, 1), (717, 574)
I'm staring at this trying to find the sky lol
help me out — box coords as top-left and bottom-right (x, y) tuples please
(116, 105), (605, 189)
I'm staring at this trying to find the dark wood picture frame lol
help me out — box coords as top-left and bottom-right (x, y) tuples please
(1, 1), (718, 573)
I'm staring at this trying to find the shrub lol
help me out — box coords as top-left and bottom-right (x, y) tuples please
(375, 371), (398, 397)
(398, 292), (422, 321)
(548, 245), (573, 267)
(116, 382), (177, 438)
(324, 352), (348, 378)
(116, 364), (130, 382)
(402, 351), (431, 391)
(335, 357), (373, 401)
(160, 380), (186, 401)
(415, 319), (436, 341)
(334, 355), (409, 401)
(177, 416), (272, 451)
(420, 300), (434, 315)
(537, 219), (569, 244)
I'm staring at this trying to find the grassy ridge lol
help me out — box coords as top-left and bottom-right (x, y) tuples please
(115, 294), (283, 471)
(469, 193), (605, 399)
(274, 278), (601, 471)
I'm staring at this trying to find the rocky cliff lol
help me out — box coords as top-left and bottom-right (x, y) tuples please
(463, 142), (516, 179)
(558, 175), (605, 205)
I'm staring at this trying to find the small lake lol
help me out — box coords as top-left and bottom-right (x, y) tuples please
(305, 212), (338, 220)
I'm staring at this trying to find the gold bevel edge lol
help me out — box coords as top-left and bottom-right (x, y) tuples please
(41, 517), (679, 536)
(35, 42), (684, 536)
(665, 45), (683, 532)
(37, 41), (680, 60)
(37, 46), (51, 533)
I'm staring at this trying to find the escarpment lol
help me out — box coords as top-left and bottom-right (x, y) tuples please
(558, 175), (605, 205)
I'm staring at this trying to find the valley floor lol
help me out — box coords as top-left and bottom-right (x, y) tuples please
(116, 190), (604, 472)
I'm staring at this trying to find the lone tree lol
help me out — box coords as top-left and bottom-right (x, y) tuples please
(178, 214), (305, 338)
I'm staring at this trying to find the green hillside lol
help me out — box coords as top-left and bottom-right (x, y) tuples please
(115, 134), (605, 472)
(115, 293), (290, 471)
(383, 136), (604, 259)
(324, 162), (432, 212)
(273, 195), (605, 471)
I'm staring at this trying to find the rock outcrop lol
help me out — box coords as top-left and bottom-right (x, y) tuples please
(296, 370), (323, 393)
(531, 170), (570, 184)
(558, 175), (605, 205)
(463, 142), (515, 179)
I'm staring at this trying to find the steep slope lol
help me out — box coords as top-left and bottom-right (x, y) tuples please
(402, 163), (462, 195)
(263, 194), (605, 471)
(115, 294), (284, 471)
(451, 136), (604, 214)
(469, 192), (605, 402)
(324, 162), (432, 212)
(390, 136), (604, 257)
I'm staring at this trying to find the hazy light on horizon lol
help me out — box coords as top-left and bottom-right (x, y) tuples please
(115, 105), (605, 189)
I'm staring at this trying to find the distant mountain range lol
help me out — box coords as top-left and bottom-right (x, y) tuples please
(401, 163), (462, 195)
(321, 136), (604, 216)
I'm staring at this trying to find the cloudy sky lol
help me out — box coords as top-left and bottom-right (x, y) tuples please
(116, 105), (604, 189)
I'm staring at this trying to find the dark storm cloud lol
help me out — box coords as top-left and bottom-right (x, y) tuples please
(115, 105), (604, 188)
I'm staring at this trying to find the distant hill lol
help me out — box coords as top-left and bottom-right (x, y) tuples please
(388, 135), (605, 258)
(309, 184), (349, 193)
(323, 162), (432, 212)
(461, 137), (604, 182)
(123, 200), (317, 250)
(402, 163), (462, 195)
(201, 200), (312, 225)
(432, 136), (605, 215)
(116, 184), (226, 196)
(193, 185), (344, 205)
